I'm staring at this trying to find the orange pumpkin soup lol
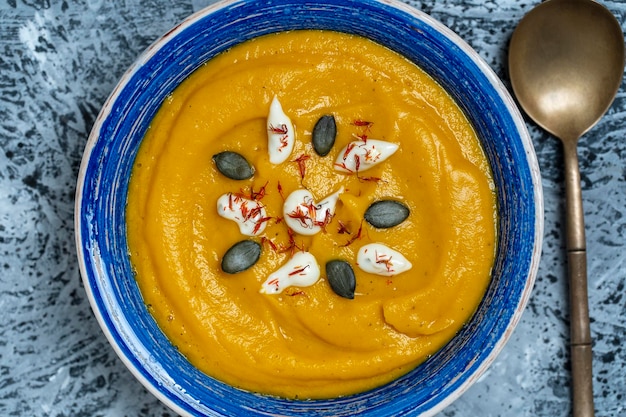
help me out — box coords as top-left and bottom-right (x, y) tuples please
(126, 30), (497, 399)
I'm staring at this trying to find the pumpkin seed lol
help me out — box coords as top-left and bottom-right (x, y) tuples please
(364, 200), (410, 229)
(213, 151), (255, 180)
(326, 260), (356, 299)
(221, 240), (261, 274)
(312, 114), (337, 156)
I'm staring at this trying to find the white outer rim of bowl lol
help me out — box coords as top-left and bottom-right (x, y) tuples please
(74, 0), (544, 415)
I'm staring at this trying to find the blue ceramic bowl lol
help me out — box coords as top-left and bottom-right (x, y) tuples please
(75, 0), (543, 415)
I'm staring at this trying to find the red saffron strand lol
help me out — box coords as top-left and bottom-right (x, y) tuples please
(352, 119), (373, 143)
(375, 251), (394, 272)
(240, 201), (250, 220)
(359, 176), (382, 183)
(268, 123), (288, 134)
(342, 221), (363, 247)
(280, 228), (304, 254)
(334, 161), (354, 172)
(252, 216), (272, 235)
(304, 201), (317, 224)
(314, 210), (333, 232)
(287, 206), (310, 228)
(248, 205), (263, 219)
(342, 142), (356, 161)
(279, 135), (289, 150)
(292, 153), (310, 180)
(288, 265), (310, 276)
(261, 237), (278, 252)
(250, 181), (269, 201)
(277, 181), (285, 200)
(337, 220), (351, 234)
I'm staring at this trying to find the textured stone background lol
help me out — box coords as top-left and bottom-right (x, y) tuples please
(1, 0), (624, 416)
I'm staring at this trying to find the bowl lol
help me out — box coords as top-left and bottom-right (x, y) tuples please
(75, 0), (543, 415)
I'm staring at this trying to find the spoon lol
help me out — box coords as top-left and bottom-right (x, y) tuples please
(508, 0), (624, 416)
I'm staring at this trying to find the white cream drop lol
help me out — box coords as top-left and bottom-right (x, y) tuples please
(267, 95), (295, 164)
(356, 243), (412, 276)
(216, 193), (268, 236)
(334, 139), (399, 173)
(260, 251), (321, 294)
(282, 187), (344, 236)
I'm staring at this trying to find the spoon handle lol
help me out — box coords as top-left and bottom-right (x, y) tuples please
(568, 251), (594, 417)
(562, 139), (594, 417)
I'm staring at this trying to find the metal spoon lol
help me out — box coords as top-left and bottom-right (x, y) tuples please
(508, 0), (624, 416)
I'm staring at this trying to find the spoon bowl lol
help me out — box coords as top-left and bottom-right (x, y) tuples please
(509, 0), (624, 142)
(509, 1), (624, 416)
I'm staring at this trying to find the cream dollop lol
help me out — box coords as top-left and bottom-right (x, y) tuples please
(267, 95), (295, 164)
(260, 251), (321, 294)
(334, 139), (399, 173)
(217, 193), (268, 236)
(356, 243), (412, 276)
(283, 187), (344, 236)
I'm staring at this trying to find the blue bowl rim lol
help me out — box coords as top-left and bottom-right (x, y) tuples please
(74, 0), (544, 416)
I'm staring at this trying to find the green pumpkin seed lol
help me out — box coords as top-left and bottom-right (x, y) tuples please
(326, 260), (356, 299)
(364, 200), (410, 229)
(312, 114), (337, 156)
(213, 151), (255, 180)
(221, 240), (261, 274)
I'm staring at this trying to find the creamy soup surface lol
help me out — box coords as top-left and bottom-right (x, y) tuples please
(126, 30), (497, 399)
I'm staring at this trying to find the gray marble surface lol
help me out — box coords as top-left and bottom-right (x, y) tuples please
(1, 0), (624, 416)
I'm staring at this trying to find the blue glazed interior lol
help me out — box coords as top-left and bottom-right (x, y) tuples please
(78, 0), (539, 416)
